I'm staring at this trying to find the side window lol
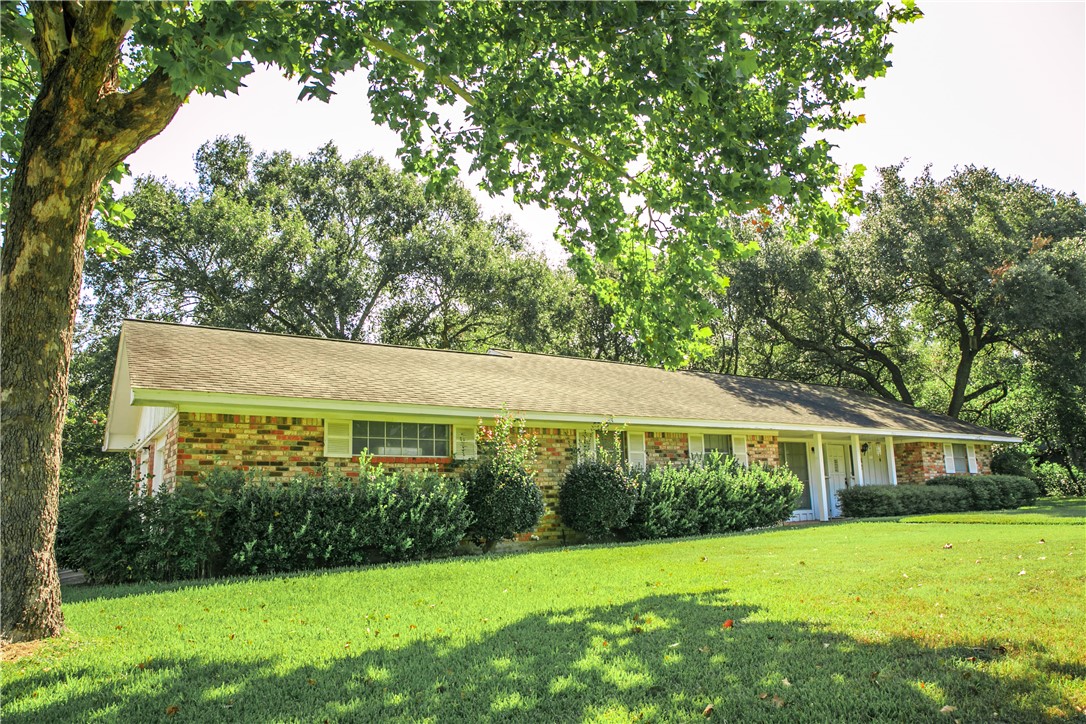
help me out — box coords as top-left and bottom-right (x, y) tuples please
(703, 434), (732, 457)
(952, 443), (969, 475)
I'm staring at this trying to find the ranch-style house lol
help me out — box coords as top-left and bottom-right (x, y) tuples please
(104, 320), (1020, 541)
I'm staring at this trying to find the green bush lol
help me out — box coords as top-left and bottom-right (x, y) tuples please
(622, 454), (803, 540)
(558, 459), (638, 539)
(838, 484), (971, 518)
(56, 470), (148, 584)
(58, 464), (471, 582)
(142, 467), (241, 580)
(227, 466), (471, 574)
(926, 474), (1038, 510)
(990, 447), (1034, 478)
(1033, 462), (1086, 497)
(463, 412), (545, 550)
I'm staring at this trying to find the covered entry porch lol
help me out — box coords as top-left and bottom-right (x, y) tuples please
(778, 433), (899, 522)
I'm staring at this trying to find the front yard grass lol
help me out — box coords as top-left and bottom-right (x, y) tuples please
(901, 496), (1086, 525)
(3, 517), (1084, 722)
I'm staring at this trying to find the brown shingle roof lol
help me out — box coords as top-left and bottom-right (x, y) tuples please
(119, 320), (1014, 439)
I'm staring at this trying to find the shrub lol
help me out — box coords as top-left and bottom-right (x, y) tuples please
(926, 474), (1038, 510)
(56, 470), (148, 583)
(838, 484), (971, 518)
(142, 467), (242, 580)
(991, 447), (1034, 478)
(1033, 462), (1086, 497)
(58, 463), (471, 582)
(463, 412), (545, 550)
(227, 465), (471, 574)
(622, 454), (803, 540)
(558, 459), (638, 539)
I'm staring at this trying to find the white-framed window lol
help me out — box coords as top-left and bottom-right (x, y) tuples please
(351, 421), (451, 457)
(703, 434), (733, 456)
(952, 443), (969, 474)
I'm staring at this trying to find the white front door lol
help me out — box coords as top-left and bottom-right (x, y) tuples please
(825, 444), (848, 517)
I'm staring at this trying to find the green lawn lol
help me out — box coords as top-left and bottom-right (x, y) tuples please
(902, 496), (1086, 526)
(3, 515), (1084, 722)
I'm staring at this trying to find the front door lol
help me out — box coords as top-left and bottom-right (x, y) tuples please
(825, 444), (848, 517)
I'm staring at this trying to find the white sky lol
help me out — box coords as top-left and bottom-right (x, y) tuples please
(126, 2), (1086, 260)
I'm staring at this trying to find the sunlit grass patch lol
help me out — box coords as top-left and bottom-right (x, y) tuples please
(902, 496), (1085, 525)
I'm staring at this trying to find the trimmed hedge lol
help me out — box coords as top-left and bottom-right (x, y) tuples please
(838, 484), (971, 518)
(227, 469), (471, 574)
(839, 474), (1039, 518)
(622, 453), (803, 540)
(58, 466), (472, 584)
(925, 474), (1038, 510)
(558, 459), (638, 540)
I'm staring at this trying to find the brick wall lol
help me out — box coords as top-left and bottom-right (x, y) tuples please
(171, 413), (581, 544)
(975, 444), (992, 475)
(894, 441), (946, 484)
(174, 413), (462, 483)
(644, 431), (689, 467)
(747, 434), (779, 467)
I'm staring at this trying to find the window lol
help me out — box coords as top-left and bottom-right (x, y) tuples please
(952, 443), (969, 475)
(595, 430), (627, 459)
(352, 421), (450, 457)
(704, 434), (733, 457)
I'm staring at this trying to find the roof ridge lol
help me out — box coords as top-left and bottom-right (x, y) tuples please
(122, 319), (513, 360)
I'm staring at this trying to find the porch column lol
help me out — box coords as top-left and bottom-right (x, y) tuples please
(885, 435), (898, 485)
(815, 432), (829, 521)
(850, 433), (865, 487)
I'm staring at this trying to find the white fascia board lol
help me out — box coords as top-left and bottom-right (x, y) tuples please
(131, 387), (1022, 444)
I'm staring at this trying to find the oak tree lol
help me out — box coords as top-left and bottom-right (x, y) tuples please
(1, 1), (911, 639)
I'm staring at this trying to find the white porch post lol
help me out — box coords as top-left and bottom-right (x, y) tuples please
(850, 433), (865, 487)
(815, 432), (829, 521)
(885, 435), (898, 485)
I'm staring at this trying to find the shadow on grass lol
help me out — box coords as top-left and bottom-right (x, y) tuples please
(4, 591), (1064, 722)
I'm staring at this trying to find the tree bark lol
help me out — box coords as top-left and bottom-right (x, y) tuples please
(1, 2), (185, 641)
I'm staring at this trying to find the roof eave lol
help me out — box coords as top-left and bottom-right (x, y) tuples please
(128, 387), (1022, 444)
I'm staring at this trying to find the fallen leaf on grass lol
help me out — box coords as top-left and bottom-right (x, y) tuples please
(758, 693), (769, 700)
(782, 678), (792, 687)
(722, 619), (734, 629)
(166, 705), (180, 716)
(772, 695), (786, 708)
(307, 678), (316, 686)
(943, 543), (953, 549)
(703, 703), (714, 717)
(940, 705), (957, 714)
(1018, 570), (1026, 576)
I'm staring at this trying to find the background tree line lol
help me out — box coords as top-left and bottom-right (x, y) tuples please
(68, 144), (1086, 495)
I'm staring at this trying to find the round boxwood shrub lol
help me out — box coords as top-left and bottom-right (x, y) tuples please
(463, 412), (545, 550)
(558, 459), (638, 540)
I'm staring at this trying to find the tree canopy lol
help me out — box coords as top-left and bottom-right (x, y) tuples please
(1, 0), (914, 641)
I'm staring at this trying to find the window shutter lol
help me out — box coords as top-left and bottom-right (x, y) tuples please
(324, 419), (352, 458)
(688, 433), (705, 463)
(627, 431), (647, 470)
(966, 444), (978, 474)
(731, 435), (748, 466)
(453, 426), (478, 460)
(577, 429), (595, 462)
(943, 443), (956, 474)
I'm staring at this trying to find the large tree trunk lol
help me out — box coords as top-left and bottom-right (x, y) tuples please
(0, 130), (102, 641)
(1, 2), (185, 641)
